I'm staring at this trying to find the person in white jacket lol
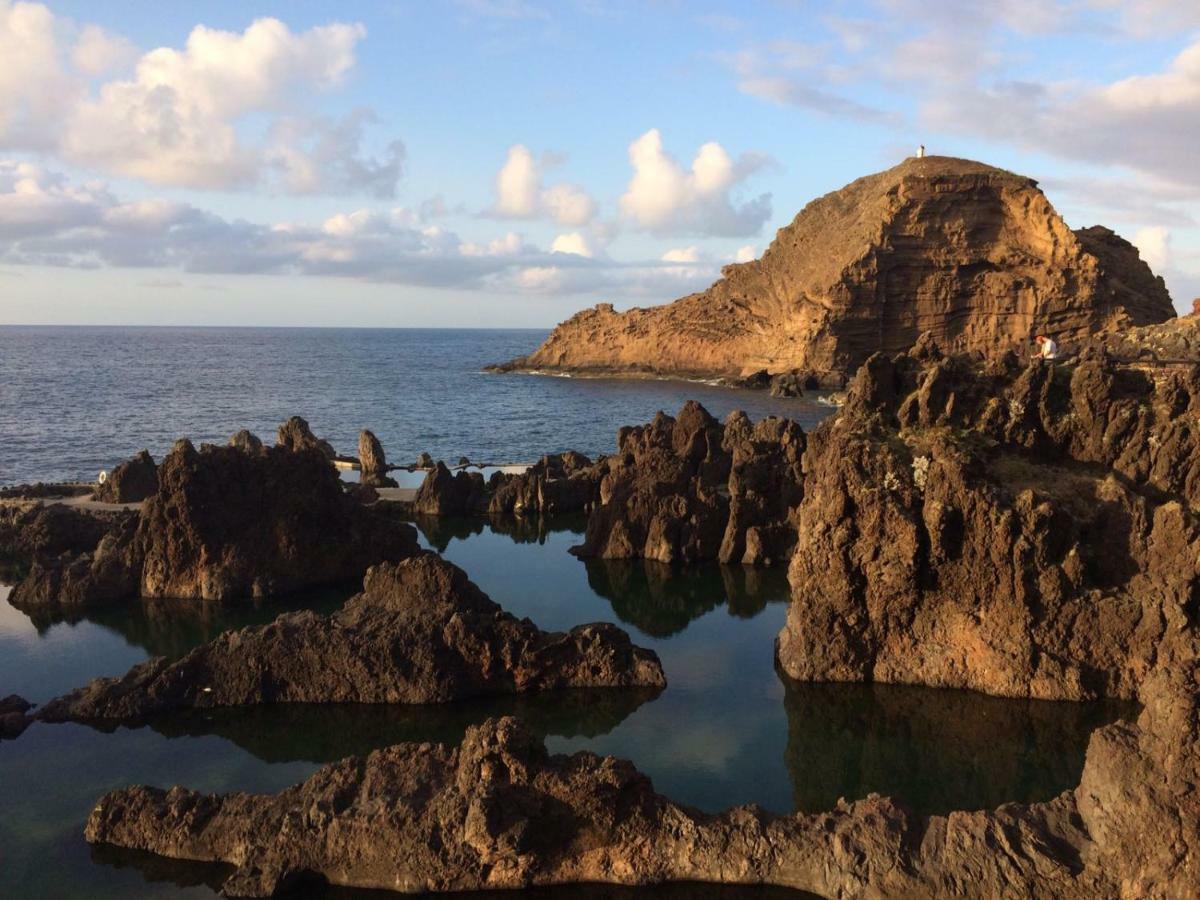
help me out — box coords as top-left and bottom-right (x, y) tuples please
(1033, 334), (1059, 361)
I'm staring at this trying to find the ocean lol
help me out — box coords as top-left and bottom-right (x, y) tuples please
(0, 326), (833, 485)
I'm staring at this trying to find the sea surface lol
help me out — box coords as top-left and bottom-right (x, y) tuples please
(0, 327), (1132, 897)
(0, 326), (833, 485)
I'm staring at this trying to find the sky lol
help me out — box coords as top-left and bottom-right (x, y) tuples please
(0, 0), (1198, 327)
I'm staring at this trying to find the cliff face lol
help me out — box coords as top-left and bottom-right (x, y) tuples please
(504, 157), (1174, 383)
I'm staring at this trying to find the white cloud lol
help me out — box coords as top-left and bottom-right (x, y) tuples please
(0, 159), (735, 300)
(551, 232), (596, 257)
(1134, 226), (1171, 272)
(63, 18), (366, 189)
(618, 129), (773, 237)
(662, 246), (700, 263)
(0, 6), (402, 196)
(0, 0), (79, 149)
(71, 24), (137, 76)
(923, 36), (1200, 192)
(734, 244), (756, 262)
(267, 110), (406, 197)
(491, 144), (596, 225)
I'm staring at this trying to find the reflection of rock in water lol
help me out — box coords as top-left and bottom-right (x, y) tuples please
(781, 676), (1134, 815)
(412, 513), (586, 553)
(585, 558), (789, 637)
(98, 836), (816, 900)
(89, 843), (233, 894)
(82, 585), (356, 660)
(144, 687), (662, 765)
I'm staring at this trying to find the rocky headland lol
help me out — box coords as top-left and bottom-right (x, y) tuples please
(40, 554), (664, 722)
(494, 156), (1174, 385)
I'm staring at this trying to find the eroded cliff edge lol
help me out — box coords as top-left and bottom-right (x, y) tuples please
(496, 156), (1174, 384)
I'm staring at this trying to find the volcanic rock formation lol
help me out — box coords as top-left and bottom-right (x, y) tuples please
(358, 429), (398, 487)
(85, 688), (1200, 897)
(8, 431), (418, 613)
(777, 337), (1200, 701)
(41, 554), (665, 721)
(496, 157), (1174, 384)
(93, 450), (158, 503)
(573, 401), (805, 565)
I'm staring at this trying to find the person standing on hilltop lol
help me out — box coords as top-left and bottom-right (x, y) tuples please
(1033, 334), (1059, 362)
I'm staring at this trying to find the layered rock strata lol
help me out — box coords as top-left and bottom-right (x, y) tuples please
(85, 687), (1199, 898)
(41, 554), (664, 721)
(496, 157), (1174, 383)
(778, 338), (1200, 701)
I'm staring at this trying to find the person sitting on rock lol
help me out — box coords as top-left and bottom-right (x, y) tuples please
(1033, 334), (1060, 362)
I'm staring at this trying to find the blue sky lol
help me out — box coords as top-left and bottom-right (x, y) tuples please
(1, 0), (1198, 326)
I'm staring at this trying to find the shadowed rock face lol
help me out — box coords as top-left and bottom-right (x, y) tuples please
(84, 697), (1199, 898)
(40, 554), (665, 722)
(133, 438), (415, 601)
(497, 157), (1174, 383)
(93, 450), (158, 503)
(9, 436), (420, 611)
(778, 341), (1200, 701)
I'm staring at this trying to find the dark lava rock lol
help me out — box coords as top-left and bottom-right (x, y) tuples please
(768, 371), (806, 397)
(414, 462), (487, 515)
(488, 452), (600, 517)
(0, 501), (120, 562)
(93, 451), (158, 504)
(9, 434), (419, 612)
(228, 430), (264, 454)
(416, 452), (434, 468)
(84, 685), (1200, 898)
(135, 439), (417, 601)
(41, 554), (664, 721)
(574, 401), (804, 565)
(0, 694), (34, 740)
(358, 429), (397, 488)
(275, 416), (334, 459)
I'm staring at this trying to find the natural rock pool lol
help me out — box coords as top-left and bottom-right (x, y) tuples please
(0, 515), (1133, 898)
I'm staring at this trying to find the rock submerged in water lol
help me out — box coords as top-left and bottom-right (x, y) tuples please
(495, 156), (1174, 384)
(93, 450), (158, 503)
(84, 678), (1200, 898)
(41, 554), (664, 722)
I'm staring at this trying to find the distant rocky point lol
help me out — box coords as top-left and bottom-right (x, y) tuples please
(494, 156), (1174, 386)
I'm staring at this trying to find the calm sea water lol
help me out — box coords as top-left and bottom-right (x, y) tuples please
(0, 326), (832, 485)
(0, 327), (1130, 897)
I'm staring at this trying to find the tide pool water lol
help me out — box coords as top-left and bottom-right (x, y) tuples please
(0, 515), (1130, 899)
